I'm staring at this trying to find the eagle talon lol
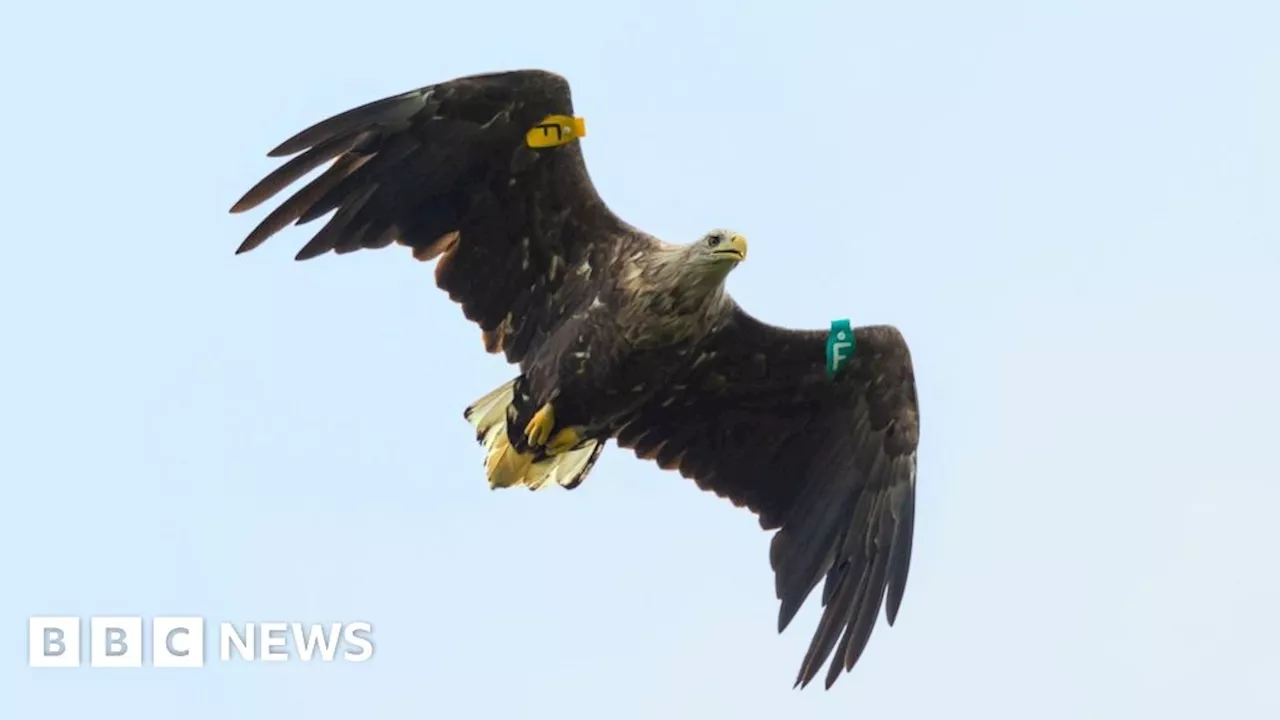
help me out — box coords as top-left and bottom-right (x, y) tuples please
(545, 427), (582, 456)
(524, 404), (556, 448)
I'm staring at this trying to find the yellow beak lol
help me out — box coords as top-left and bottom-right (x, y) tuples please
(714, 233), (748, 262)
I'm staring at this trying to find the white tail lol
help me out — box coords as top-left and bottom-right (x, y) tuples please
(463, 380), (602, 491)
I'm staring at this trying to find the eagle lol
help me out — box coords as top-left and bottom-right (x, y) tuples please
(230, 69), (921, 690)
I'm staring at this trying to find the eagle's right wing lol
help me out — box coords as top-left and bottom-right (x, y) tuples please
(230, 69), (643, 368)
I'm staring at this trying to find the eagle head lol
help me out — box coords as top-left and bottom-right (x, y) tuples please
(696, 229), (748, 265)
(638, 228), (748, 310)
(669, 228), (746, 293)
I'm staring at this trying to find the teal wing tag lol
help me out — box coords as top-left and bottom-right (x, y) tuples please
(826, 319), (855, 378)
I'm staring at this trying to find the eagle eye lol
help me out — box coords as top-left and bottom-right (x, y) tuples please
(707, 235), (722, 247)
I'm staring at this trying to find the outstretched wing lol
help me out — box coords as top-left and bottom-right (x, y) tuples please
(230, 69), (640, 367)
(614, 306), (920, 690)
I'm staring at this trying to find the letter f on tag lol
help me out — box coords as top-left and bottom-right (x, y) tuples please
(826, 319), (855, 378)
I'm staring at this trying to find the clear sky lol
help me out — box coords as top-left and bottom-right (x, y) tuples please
(2, 1), (1278, 717)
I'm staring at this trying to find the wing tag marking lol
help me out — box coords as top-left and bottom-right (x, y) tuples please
(526, 114), (587, 148)
(826, 319), (856, 378)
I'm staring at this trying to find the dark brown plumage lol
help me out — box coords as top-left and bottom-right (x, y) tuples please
(616, 315), (918, 689)
(230, 68), (921, 691)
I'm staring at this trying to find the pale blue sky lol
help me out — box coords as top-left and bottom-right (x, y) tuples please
(2, 1), (1278, 717)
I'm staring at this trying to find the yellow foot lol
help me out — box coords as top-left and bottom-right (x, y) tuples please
(546, 427), (582, 456)
(524, 404), (556, 448)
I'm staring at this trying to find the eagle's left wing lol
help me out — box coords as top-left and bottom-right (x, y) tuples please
(614, 304), (920, 690)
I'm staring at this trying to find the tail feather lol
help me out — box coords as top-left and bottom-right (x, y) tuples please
(463, 379), (603, 491)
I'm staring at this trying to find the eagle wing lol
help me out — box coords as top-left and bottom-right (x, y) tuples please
(614, 305), (920, 690)
(230, 69), (636, 367)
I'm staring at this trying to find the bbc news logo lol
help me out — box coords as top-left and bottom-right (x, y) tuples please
(28, 616), (374, 668)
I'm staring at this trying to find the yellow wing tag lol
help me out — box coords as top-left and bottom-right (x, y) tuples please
(526, 114), (587, 149)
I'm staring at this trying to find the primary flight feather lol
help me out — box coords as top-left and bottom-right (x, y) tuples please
(230, 69), (921, 690)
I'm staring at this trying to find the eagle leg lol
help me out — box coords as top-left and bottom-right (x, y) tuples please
(545, 427), (583, 456)
(524, 403), (556, 448)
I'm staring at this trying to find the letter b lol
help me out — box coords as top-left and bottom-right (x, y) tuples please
(90, 617), (142, 667)
(28, 617), (80, 668)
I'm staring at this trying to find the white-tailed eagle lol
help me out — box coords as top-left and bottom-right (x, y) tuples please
(230, 69), (921, 690)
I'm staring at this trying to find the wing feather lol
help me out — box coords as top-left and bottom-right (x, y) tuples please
(230, 132), (361, 214)
(615, 306), (920, 690)
(231, 69), (646, 368)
